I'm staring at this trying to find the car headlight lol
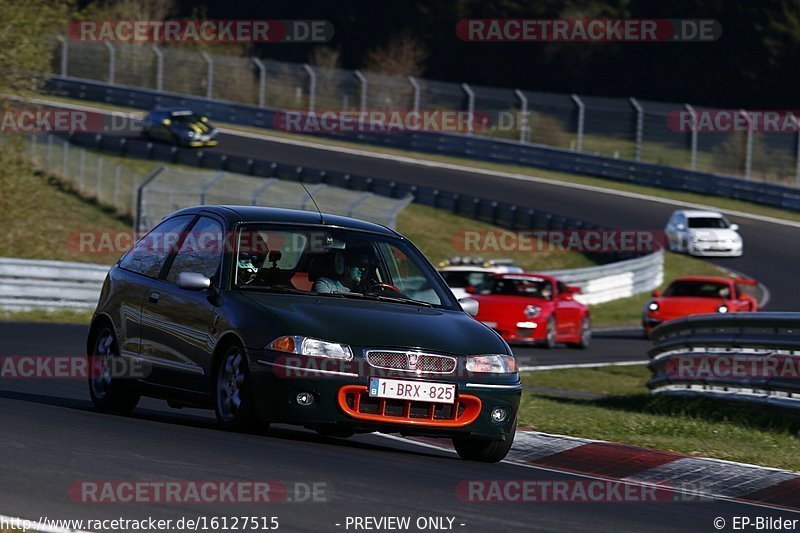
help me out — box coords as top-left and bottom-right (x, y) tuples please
(717, 305), (729, 314)
(648, 301), (659, 312)
(524, 305), (541, 318)
(465, 354), (518, 374)
(268, 336), (353, 361)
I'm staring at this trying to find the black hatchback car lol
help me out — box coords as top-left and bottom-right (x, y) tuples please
(88, 206), (521, 462)
(141, 107), (218, 147)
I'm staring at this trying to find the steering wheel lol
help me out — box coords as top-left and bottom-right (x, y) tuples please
(369, 282), (404, 295)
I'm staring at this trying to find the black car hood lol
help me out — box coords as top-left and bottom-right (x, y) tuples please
(242, 292), (508, 355)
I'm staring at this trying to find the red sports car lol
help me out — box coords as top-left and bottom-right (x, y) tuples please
(643, 275), (759, 333)
(466, 273), (591, 349)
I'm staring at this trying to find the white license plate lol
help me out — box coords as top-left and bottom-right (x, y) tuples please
(369, 378), (456, 404)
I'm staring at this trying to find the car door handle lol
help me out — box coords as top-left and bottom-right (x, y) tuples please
(149, 291), (160, 303)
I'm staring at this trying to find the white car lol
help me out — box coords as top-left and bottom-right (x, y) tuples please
(438, 258), (523, 299)
(665, 210), (743, 257)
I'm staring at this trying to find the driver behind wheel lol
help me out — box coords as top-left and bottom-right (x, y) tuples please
(312, 249), (373, 293)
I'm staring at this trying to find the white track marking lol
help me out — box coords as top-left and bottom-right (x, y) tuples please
(519, 360), (649, 372)
(374, 433), (800, 514)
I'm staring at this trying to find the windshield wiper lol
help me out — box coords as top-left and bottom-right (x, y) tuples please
(326, 291), (433, 307)
(242, 285), (308, 295)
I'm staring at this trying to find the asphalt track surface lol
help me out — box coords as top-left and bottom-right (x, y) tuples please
(2, 322), (799, 531)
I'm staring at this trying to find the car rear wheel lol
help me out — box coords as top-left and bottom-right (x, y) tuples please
(88, 326), (140, 413)
(453, 419), (516, 463)
(214, 342), (258, 431)
(568, 317), (591, 349)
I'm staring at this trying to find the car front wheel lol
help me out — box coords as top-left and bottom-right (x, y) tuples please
(453, 419), (516, 463)
(214, 342), (259, 431)
(88, 326), (140, 413)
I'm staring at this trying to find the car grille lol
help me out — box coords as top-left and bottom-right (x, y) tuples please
(338, 385), (480, 427)
(365, 350), (457, 374)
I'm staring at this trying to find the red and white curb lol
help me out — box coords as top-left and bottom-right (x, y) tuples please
(394, 430), (800, 511)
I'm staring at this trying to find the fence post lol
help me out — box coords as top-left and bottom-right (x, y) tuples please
(462, 83), (475, 136)
(114, 165), (122, 207)
(354, 70), (367, 129)
(78, 148), (85, 192)
(104, 42), (115, 84)
(740, 109), (753, 180)
(685, 104), (698, 170)
(135, 167), (165, 233)
(47, 135), (53, 169)
(252, 58), (266, 108)
(571, 94), (585, 152)
(95, 155), (102, 200)
(515, 89), (529, 143)
(303, 64), (317, 112)
(56, 35), (68, 77)
(630, 97), (643, 162)
(62, 141), (68, 179)
(408, 76), (420, 113)
(201, 52), (214, 98)
(153, 45), (164, 91)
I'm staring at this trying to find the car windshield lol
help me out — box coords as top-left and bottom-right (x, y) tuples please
(440, 270), (492, 289)
(170, 112), (205, 124)
(478, 277), (552, 299)
(234, 224), (456, 309)
(664, 280), (731, 298)
(687, 217), (729, 229)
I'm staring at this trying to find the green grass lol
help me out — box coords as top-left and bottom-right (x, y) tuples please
(0, 162), (130, 265)
(519, 365), (800, 471)
(396, 204), (595, 272)
(0, 308), (93, 325)
(38, 94), (800, 225)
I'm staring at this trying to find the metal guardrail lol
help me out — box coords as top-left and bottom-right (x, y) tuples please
(544, 249), (663, 305)
(0, 257), (109, 311)
(45, 76), (800, 212)
(647, 313), (800, 408)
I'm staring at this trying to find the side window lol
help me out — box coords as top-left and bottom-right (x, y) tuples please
(166, 217), (224, 283)
(119, 215), (193, 279)
(557, 281), (568, 295)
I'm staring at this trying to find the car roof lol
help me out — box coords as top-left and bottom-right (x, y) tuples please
(671, 276), (733, 284)
(149, 106), (196, 114)
(167, 205), (400, 236)
(675, 210), (725, 218)
(494, 272), (556, 282)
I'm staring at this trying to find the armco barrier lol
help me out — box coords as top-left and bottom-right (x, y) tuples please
(647, 313), (800, 408)
(0, 257), (109, 311)
(544, 249), (663, 305)
(45, 76), (800, 212)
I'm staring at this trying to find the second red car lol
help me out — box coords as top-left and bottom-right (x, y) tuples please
(643, 275), (759, 334)
(467, 273), (591, 349)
